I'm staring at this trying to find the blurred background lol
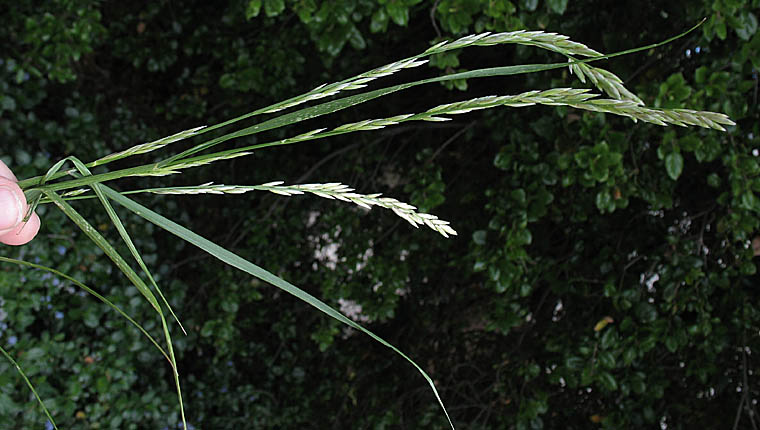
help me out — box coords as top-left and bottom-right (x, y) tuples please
(1, 0), (759, 428)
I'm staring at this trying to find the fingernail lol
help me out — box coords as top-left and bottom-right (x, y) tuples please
(0, 187), (22, 230)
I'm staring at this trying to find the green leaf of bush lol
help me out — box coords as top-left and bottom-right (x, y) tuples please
(547, 0), (569, 14)
(665, 152), (684, 180)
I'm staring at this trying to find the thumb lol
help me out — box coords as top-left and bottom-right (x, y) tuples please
(0, 178), (25, 235)
(0, 165), (40, 245)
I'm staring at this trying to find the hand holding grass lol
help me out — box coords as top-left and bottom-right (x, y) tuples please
(0, 160), (40, 245)
(3, 22), (733, 430)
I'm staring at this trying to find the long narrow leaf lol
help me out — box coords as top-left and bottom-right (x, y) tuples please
(41, 190), (187, 428)
(44, 191), (162, 312)
(0, 344), (58, 429)
(159, 62), (571, 166)
(101, 185), (456, 429)
(0, 256), (169, 362)
(64, 156), (186, 334)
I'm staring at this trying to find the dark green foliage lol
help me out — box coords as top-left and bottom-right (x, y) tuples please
(1, 0), (760, 429)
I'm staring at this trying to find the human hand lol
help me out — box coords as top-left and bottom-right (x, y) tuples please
(0, 160), (40, 245)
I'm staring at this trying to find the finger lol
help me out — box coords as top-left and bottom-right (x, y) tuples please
(0, 179), (25, 235)
(0, 212), (40, 245)
(0, 160), (42, 245)
(0, 160), (18, 181)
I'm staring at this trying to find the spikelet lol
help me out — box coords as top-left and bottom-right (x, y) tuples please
(92, 126), (206, 167)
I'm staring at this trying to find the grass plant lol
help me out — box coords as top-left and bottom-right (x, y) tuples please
(4, 22), (732, 429)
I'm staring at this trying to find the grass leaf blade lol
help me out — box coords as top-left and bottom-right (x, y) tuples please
(101, 185), (456, 429)
(64, 156), (186, 335)
(0, 256), (169, 363)
(41, 189), (187, 428)
(159, 62), (571, 166)
(0, 344), (58, 429)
